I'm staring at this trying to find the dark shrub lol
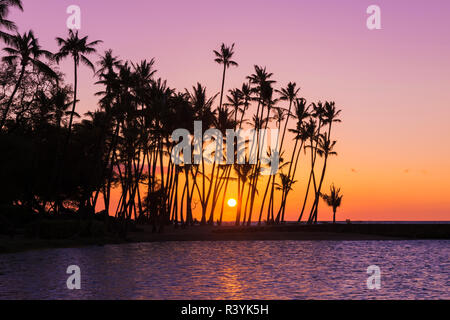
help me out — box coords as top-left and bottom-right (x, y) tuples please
(38, 220), (80, 239)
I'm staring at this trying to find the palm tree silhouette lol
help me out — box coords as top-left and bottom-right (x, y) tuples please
(208, 106), (236, 225)
(321, 184), (343, 224)
(50, 87), (74, 129)
(224, 88), (244, 123)
(238, 83), (252, 127)
(258, 84), (299, 225)
(257, 106), (285, 224)
(186, 83), (217, 224)
(308, 132), (337, 224)
(298, 117), (318, 222)
(275, 173), (296, 200)
(55, 30), (102, 139)
(96, 49), (122, 77)
(309, 101), (341, 223)
(214, 43), (238, 110)
(1, 30), (56, 130)
(52, 31), (101, 215)
(244, 68), (276, 224)
(0, 15), (348, 232)
(234, 162), (253, 226)
(247, 65), (275, 121)
(276, 98), (309, 223)
(276, 82), (300, 149)
(0, 0), (23, 43)
(91, 52), (125, 215)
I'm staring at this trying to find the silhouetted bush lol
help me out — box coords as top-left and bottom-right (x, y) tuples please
(0, 205), (36, 227)
(38, 220), (79, 239)
(24, 219), (106, 239)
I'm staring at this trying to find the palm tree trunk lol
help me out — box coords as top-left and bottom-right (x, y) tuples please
(258, 115), (283, 225)
(236, 177), (242, 226)
(310, 124), (333, 223)
(208, 164), (226, 225)
(172, 175), (179, 226)
(219, 65), (226, 109)
(54, 59), (79, 214)
(0, 64), (26, 130)
(310, 155), (328, 223)
(279, 100), (293, 150)
(298, 170), (311, 221)
(278, 139), (302, 223)
(246, 102), (269, 225)
(200, 157), (207, 225)
(257, 175), (272, 225)
(184, 167), (193, 225)
(67, 59), (78, 139)
(179, 181), (186, 225)
(92, 119), (120, 208)
(218, 166), (231, 226)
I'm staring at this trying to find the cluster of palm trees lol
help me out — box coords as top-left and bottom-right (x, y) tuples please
(0, 0), (344, 231)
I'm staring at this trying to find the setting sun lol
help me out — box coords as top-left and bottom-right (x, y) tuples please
(227, 198), (237, 208)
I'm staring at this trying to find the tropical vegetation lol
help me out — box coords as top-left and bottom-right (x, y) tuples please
(0, 1), (344, 238)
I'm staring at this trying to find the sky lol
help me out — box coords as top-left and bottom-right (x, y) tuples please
(8, 0), (450, 221)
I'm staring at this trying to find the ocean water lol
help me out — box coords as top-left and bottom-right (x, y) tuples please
(0, 240), (448, 299)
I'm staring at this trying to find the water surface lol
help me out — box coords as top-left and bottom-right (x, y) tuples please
(0, 240), (448, 299)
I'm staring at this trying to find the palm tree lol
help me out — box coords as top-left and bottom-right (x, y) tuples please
(96, 49), (122, 77)
(186, 83), (217, 224)
(298, 118), (318, 222)
(276, 82), (300, 149)
(247, 65), (275, 87)
(1, 30), (56, 130)
(321, 184), (343, 223)
(50, 87), (74, 129)
(276, 173), (296, 198)
(53, 30), (101, 215)
(247, 65), (275, 120)
(91, 57), (125, 215)
(245, 68), (275, 224)
(322, 101), (342, 137)
(0, 0), (23, 43)
(309, 101), (341, 223)
(234, 162), (253, 226)
(224, 88), (244, 123)
(276, 98), (310, 223)
(245, 79), (276, 225)
(308, 132), (337, 224)
(208, 106), (236, 225)
(214, 43), (238, 110)
(238, 83), (252, 127)
(54, 30), (102, 138)
(257, 106), (285, 224)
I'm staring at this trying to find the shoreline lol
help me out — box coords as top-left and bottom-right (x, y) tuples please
(1, 223), (449, 254)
